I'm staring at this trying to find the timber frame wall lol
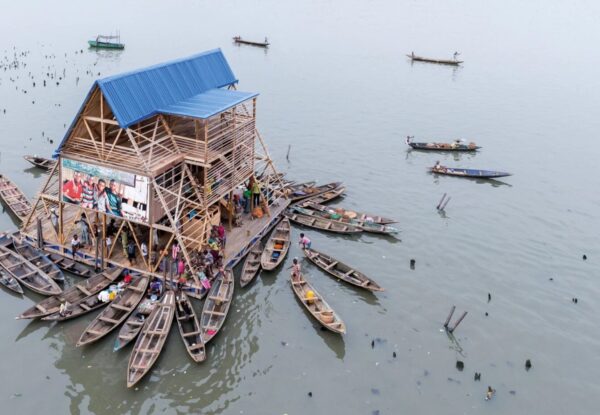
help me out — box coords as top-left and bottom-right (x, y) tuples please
(21, 86), (285, 281)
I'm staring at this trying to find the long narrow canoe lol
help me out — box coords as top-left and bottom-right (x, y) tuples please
(0, 245), (61, 296)
(431, 166), (511, 179)
(299, 186), (346, 205)
(13, 237), (65, 282)
(284, 210), (362, 235)
(303, 248), (383, 292)
(0, 174), (32, 221)
(0, 266), (23, 294)
(233, 36), (269, 47)
(260, 218), (290, 270)
(290, 273), (346, 334)
(407, 54), (463, 65)
(408, 142), (480, 151)
(114, 313), (146, 352)
(16, 267), (122, 319)
(240, 241), (263, 287)
(77, 276), (149, 346)
(42, 293), (107, 321)
(200, 269), (234, 344)
(23, 155), (56, 170)
(297, 200), (397, 225)
(114, 297), (160, 352)
(175, 290), (206, 363)
(289, 182), (343, 202)
(293, 206), (398, 235)
(127, 290), (175, 388)
(47, 253), (94, 278)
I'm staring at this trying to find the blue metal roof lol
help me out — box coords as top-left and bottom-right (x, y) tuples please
(160, 88), (258, 119)
(98, 48), (251, 127)
(55, 49), (256, 157)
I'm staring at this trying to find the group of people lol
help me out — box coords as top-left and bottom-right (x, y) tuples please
(62, 171), (124, 217)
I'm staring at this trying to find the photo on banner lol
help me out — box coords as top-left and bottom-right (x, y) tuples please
(61, 158), (149, 223)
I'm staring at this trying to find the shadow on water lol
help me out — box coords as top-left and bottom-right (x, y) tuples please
(406, 148), (479, 162)
(15, 318), (47, 342)
(22, 166), (46, 178)
(444, 329), (465, 358)
(315, 324), (346, 360)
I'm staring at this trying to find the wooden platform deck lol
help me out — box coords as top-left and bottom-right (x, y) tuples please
(22, 196), (290, 281)
(224, 196), (289, 268)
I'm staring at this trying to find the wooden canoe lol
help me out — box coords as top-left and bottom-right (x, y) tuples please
(13, 237), (65, 282)
(407, 54), (463, 65)
(0, 174), (32, 221)
(233, 36), (269, 47)
(431, 166), (511, 179)
(0, 266), (23, 294)
(281, 180), (316, 193)
(127, 290), (175, 388)
(303, 248), (383, 292)
(16, 267), (122, 319)
(42, 293), (107, 321)
(113, 297), (160, 352)
(288, 182), (343, 202)
(175, 290), (206, 363)
(260, 218), (290, 270)
(284, 210), (362, 235)
(290, 273), (346, 334)
(47, 253), (94, 278)
(114, 313), (146, 352)
(0, 245), (61, 296)
(293, 206), (398, 235)
(240, 240), (263, 287)
(77, 276), (150, 346)
(408, 142), (480, 151)
(23, 155), (56, 170)
(200, 269), (234, 344)
(297, 200), (397, 225)
(299, 186), (346, 205)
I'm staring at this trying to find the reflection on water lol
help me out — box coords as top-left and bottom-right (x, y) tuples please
(0, 0), (599, 414)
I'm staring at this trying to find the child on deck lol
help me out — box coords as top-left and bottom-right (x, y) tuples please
(288, 257), (301, 281)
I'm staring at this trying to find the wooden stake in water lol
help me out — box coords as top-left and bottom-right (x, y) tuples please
(449, 311), (468, 333)
(440, 196), (451, 210)
(444, 305), (456, 328)
(437, 193), (447, 210)
(286, 144), (291, 161)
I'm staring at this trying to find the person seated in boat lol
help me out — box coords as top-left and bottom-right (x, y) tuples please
(405, 136), (412, 145)
(123, 270), (132, 285)
(298, 233), (311, 249)
(453, 51), (460, 61)
(148, 278), (162, 296)
(433, 161), (446, 172)
(59, 300), (71, 317)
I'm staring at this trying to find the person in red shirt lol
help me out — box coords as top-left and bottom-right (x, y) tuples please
(63, 172), (83, 204)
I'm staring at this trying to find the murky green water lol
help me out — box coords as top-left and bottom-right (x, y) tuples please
(1, 0), (599, 413)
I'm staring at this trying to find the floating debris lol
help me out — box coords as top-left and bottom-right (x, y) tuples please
(456, 361), (464, 371)
(474, 372), (481, 381)
(525, 359), (532, 371)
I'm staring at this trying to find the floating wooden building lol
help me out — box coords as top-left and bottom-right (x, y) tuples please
(21, 49), (288, 289)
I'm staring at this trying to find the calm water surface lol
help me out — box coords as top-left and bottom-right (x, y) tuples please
(0, 0), (599, 414)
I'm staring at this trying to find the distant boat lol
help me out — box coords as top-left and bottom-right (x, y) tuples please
(408, 140), (480, 152)
(407, 53), (462, 66)
(23, 155), (56, 170)
(88, 34), (125, 50)
(233, 36), (269, 48)
(431, 166), (511, 179)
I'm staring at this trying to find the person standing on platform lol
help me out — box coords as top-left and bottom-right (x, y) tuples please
(78, 215), (90, 247)
(71, 234), (80, 259)
(251, 179), (261, 208)
(127, 240), (136, 265)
